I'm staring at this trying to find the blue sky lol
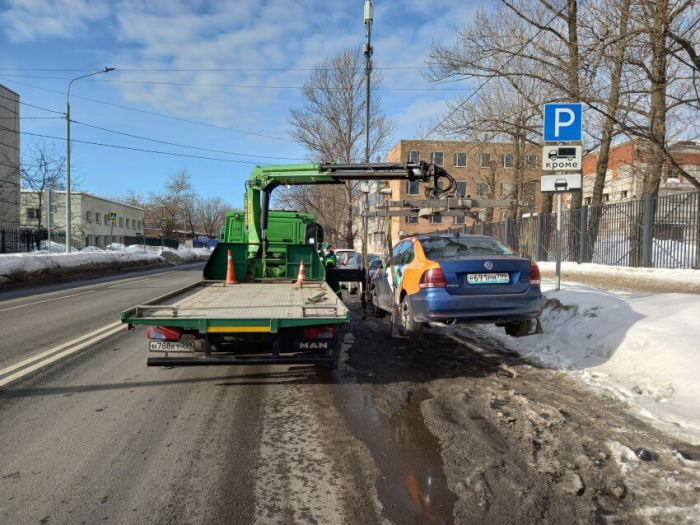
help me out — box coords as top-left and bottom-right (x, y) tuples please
(0, 0), (480, 207)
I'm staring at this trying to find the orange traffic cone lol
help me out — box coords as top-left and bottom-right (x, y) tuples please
(225, 249), (238, 285)
(296, 258), (306, 284)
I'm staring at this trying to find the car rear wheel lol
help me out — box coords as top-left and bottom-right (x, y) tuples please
(504, 320), (533, 337)
(400, 296), (424, 340)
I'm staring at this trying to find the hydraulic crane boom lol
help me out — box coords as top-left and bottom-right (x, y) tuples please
(245, 161), (452, 254)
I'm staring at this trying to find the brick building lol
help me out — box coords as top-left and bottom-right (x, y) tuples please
(0, 84), (20, 227)
(581, 140), (700, 204)
(363, 140), (543, 252)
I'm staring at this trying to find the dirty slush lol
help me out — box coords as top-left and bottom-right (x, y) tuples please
(335, 297), (700, 524)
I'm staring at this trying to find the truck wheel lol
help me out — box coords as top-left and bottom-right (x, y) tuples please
(504, 320), (533, 337)
(400, 297), (424, 340)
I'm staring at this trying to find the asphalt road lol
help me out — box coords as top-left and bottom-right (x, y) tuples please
(0, 263), (205, 370)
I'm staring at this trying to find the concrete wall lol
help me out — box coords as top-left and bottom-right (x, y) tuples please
(20, 191), (145, 248)
(0, 84), (20, 227)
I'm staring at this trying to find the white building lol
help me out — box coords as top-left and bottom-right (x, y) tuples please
(20, 191), (145, 248)
(0, 84), (20, 227)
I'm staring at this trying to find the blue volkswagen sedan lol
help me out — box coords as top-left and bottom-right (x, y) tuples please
(369, 234), (543, 338)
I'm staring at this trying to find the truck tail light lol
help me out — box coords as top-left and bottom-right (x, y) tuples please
(529, 261), (541, 285)
(147, 326), (182, 341)
(303, 326), (336, 340)
(419, 268), (446, 289)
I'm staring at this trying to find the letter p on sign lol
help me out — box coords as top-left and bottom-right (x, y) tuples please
(544, 103), (582, 142)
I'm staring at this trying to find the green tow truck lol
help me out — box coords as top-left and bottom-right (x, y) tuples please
(121, 161), (450, 367)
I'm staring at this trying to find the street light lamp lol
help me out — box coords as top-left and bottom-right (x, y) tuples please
(65, 67), (115, 253)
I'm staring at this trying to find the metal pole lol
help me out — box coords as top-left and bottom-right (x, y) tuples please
(556, 193), (563, 291)
(362, 189), (369, 319)
(46, 189), (52, 250)
(161, 205), (165, 254)
(363, 0), (373, 165)
(65, 101), (71, 253)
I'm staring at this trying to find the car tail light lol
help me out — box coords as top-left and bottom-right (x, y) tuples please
(147, 326), (182, 341)
(529, 261), (541, 285)
(303, 326), (336, 339)
(419, 267), (447, 289)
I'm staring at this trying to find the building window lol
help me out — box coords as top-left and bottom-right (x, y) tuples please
(478, 153), (491, 168)
(429, 215), (442, 224)
(95, 212), (101, 223)
(477, 182), (490, 197)
(404, 216), (418, 224)
(126, 218), (131, 229)
(501, 154), (514, 168)
(585, 197), (592, 205)
(620, 190), (628, 199)
(85, 211), (92, 223)
(454, 215), (466, 224)
(603, 193), (610, 202)
(405, 180), (420, 195)
(137, 220), (141, 230)
(454, 181), (467, 197)
(406, 150), (420, 163)
(453, 153), (467, 167)
(27, 208), (40, 220)
(119, 217), (124, 227)
(668, 166), (680, 180)
(430, 152), (444, 166)
(104, 214), (109, 225)
(523, 182), (536, 200)
(526, 154), (538, 169)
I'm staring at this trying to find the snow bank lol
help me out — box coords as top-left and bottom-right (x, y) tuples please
(465, 282), (700, 443)
(0, 245), (210, 288)
(539, 262), (700, 287)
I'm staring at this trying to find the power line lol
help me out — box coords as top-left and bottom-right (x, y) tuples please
(0, 92), (65, 115)
(0, 65), (435, 73)
(0, 126), (271, 164)
(422, 0), (575, 139)
(70, 119), (307, 161)
(0, 116), (63, 120)
(0, 77), (296, 143)
(0, 73), (473, 92)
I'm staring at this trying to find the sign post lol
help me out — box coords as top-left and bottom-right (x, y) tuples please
(542, 103), (583, 291)
(109, 211), (118, 247)
(160, 209), (167, 254)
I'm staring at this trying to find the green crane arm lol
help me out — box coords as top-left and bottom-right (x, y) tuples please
(244, 161), (451, 254)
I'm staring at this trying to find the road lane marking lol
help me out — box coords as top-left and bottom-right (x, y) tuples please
(0, 290), (96, 313)
(106, 271), (180, 289)
(0, 321), (123, 385)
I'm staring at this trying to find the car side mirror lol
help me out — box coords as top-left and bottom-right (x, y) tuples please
(371, 260), (383, 269)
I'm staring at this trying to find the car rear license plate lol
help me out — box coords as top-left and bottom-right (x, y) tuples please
(149, 341), (195, 352)
(467, 272), (509, 284)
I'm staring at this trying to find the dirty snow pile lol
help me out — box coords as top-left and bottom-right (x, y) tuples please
(469, 281), (700, 443)
(0, 245), (211, 285)
(538, 262), (700, 288)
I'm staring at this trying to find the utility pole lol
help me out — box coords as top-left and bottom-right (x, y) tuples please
(65, 67), (114, 253)
(361, 0), (374, 317)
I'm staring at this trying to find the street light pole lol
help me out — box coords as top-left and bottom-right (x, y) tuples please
(363, 0), (373, 165)
(65, 67), (115, 253)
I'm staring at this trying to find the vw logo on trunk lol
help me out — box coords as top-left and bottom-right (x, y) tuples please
(484, 261), (493, 270)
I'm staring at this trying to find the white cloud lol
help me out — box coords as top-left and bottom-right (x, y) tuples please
(0, 0), (110, 42)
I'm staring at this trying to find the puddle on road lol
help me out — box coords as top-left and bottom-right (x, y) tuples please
(335, 381), (457, 524)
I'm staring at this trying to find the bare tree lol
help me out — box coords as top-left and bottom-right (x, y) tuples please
(196, 196), (231, 238)
(150, 168), (198, 238)
(285, 48), (394, 248)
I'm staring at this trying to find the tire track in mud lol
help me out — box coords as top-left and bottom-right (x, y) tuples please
(343, 297), (700, 524)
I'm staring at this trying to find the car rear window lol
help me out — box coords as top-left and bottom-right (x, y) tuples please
(419, 236), (514, 260)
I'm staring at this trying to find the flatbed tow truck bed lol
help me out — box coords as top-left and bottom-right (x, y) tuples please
(121, 278), (349, 367)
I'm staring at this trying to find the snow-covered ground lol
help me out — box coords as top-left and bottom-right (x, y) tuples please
(538, 262), (700, 287)
(0, 245), (211, 287)
(465, 279), (700, 444)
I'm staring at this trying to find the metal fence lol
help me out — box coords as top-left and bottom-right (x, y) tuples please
(475, 191), (699, 269)
(0, 227), (86, 254)
(124, 235), (179, 250)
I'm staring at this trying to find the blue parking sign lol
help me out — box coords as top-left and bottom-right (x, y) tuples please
(544, 103), (582, 142)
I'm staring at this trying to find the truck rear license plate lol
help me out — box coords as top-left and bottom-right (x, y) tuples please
(467, 272), (509, 284)
(149, 341), (195, 352)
